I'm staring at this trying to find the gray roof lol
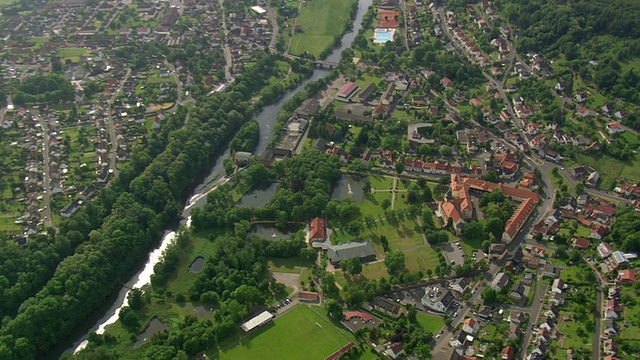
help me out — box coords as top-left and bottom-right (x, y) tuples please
(327, 240), (375, 263)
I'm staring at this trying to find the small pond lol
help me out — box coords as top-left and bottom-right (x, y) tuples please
(331, 175), (366, 203)
(134, 318), (168, 347)
(189, 256), (205, 272)
(235, 183), (278, 208)
(248, 224), (303, 241)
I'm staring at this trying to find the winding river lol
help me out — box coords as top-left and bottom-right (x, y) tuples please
(69, 0), (372, 354)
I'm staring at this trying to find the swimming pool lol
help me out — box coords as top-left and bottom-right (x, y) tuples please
(373, 28), (395, 43)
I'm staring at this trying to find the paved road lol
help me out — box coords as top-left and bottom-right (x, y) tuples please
(520, 280), (549, 351)
(586, 259), (607, 360)
(38, 114), (53, 228)
(106, 68), (131, 178)
(218, 0), (233, 81)
(267, 6), (279, 52)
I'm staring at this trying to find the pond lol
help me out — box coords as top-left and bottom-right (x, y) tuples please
(189, 256), (205, 272)
(134, 318), (168, 348)
(331, 175), (366, 204)
(235, 183), (278, 208)
(249, 224), (303, 241)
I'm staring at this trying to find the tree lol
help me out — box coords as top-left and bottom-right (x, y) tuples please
(483, 170), (499, 183)
(385, 250), (406, 275)
(324, 299), (343, 321)
(575, 183), (585, 196)
(127, 289), (144, 310)
(462, 221), (484, 242)
(343, 257), (363, 276)
(482, 286), (498, 303)
(569, 249), (582, 263)
(395, 162), (405, 174)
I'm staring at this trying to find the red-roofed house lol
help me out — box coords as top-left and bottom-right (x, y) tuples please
(343, 311), (374, 322)
(386, 342), (405, 359)
(441, 77), (454, 88)
(591, 224), (610, 240)
(618, 269), (637, 284)
(462, 317), (478, 334)
(298, 291), (319, 302)
(607, 121), (624, 134)
(309, 217), (326, 243)
(573, 237), (591, 250)
(501, 346), (515, 360)
(336, 82), (359, 101)
(605, 299), (619, 319)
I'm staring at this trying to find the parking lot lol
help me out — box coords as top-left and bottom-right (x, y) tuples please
(441, 241), (466, 266)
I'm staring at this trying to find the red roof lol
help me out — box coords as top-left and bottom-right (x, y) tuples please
(501, 346), (515, 360)
(618, 269), (637, 283)
(309, 217), (326, 241)
(343, 311), (374, 322)
(573, 237), (591, 249)
(337, 82), (358, 98)
(298, 291), (319, 301)
(441, 77), (454, 88)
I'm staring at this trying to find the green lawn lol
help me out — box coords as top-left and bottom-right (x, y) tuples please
(404, 246), (439, 273)
(573, 153), (626, 190)
(289, 0), (359, 57)
(416, 313), (445, 334)
(218, 305), (354, 360)
(57, 47), (89, 62)
(359, 192), (392, 218)
(354, 74), (383, 89)
(366, 218), (424, 251)
(369, 175), (394, 190)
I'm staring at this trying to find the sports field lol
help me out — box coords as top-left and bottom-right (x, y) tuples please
(289, 0), (358, 57)
(219, 305), (354, 360)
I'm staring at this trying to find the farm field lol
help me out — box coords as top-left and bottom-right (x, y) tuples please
(289, 0), (358, 57)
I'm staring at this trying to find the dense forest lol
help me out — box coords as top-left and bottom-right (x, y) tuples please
(0, 51), (292, 359)
(498, 0), (640, 109)
(11, 74), (75, 105)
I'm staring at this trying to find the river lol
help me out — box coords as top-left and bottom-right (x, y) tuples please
(69, 0), (372, 354)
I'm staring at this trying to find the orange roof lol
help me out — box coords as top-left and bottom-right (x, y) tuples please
(573, 237), (591, 249)
(299, 291), (319, 300)
(464, 317), (476, 327)
(378, 10), (399, 28)
(441, 201), (462, 223)
(462, 177), (540, 201)
(619, 269), (637, 283)
(504, 196), (539, 239)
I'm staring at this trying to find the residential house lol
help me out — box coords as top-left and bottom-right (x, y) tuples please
(491, 272), (510, 292)
(618, 269), (637, 284)
(598, 242), (613, 258)
(501, 346), (515, 360)
(510, 283), (525, 302)
(605, 299), (619, 319)
(590, 224), (610, 240)
(542, 263), (559, 278)
(450, 278), (469, 296)
(386, 342), (405, 359)
(421, 286), (455, 313)
(573, 237), (591, 250)
(549, 292), (566, 306)
(372, 297), (401, 318)
(603, 319), (618, 336)
(551, 278), (565, 294)
(509, 325), (522, 340)
(508, 311), (525, 325)
(603, 338), (617, 356)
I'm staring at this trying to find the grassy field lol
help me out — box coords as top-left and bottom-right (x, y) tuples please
(404, 246), (439, 273)
(415, 313), (445, 334)
(289, 0), (358, 57)
(359, 192), (392, 218)
(367, 218), (425, 251)
(573, 153), (628, 190)
(57, 47), (89, 62)
(218, 305), (355, 360)
(369, 175), (394, 190)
